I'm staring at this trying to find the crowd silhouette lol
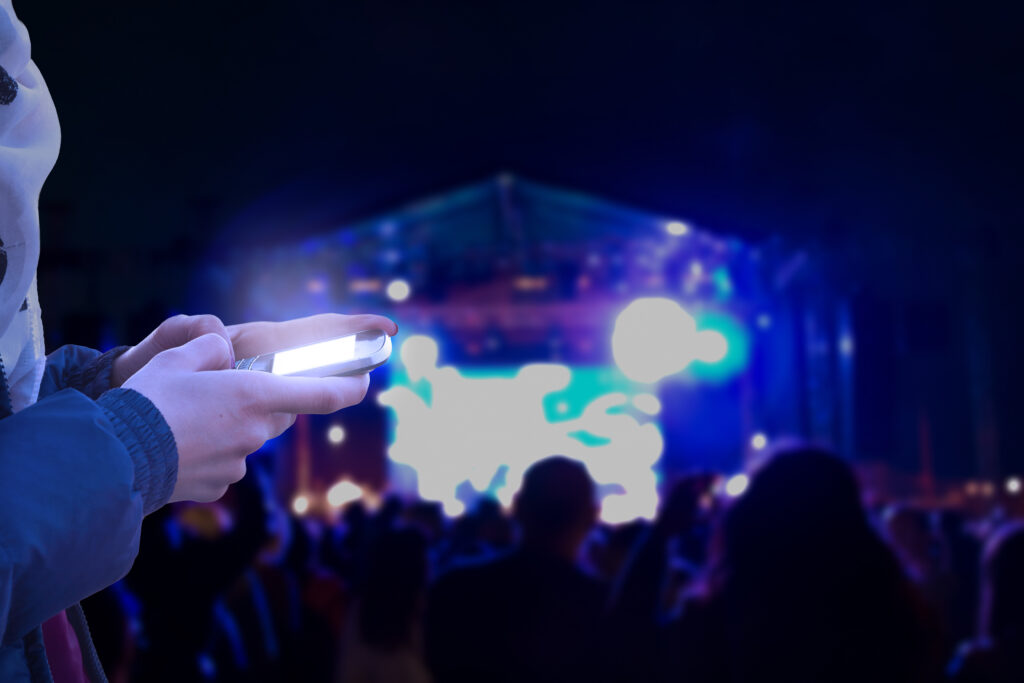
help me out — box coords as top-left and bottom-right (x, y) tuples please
(82, 446), (1022, 683)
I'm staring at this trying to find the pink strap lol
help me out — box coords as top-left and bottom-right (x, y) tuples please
(41, 610), (89, 683)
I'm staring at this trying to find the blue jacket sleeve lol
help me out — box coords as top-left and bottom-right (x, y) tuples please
(0, 387), (177, 646)
(39, 345), (131, 400)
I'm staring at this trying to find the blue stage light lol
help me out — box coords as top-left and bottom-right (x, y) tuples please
(839, 333), (855, 355)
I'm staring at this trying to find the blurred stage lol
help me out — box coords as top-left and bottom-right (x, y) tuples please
(200, 174), (853, 521)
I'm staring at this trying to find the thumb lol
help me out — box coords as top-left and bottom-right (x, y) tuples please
(156, 332), (234, 372)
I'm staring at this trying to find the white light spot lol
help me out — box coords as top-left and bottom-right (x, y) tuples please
(632, 393), (661, 415)
(756, 313), (772, 329)
(555, 400), (570, 415)
(1007, 477), (1021, 495)
(750, 432), (768, 450)
(442, 499), (465, 517)
(386, 278), (411, 302)
(327, 425), (345, 445)
(601, 493), (656, 524)
(666, 220), (690, 236)
(291, 494), (310, 516)
(612, 298), (729, 383)
(725, 473), (749, 497)
(400, 336), (440, 382)
(612, 298), (697, 383)
(690, 261), (704, 276)
(695, 329), (728, 363)
(327, 480), (363, 508)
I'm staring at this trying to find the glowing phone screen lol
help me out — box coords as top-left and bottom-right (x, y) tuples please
(271, 335), (357, 375)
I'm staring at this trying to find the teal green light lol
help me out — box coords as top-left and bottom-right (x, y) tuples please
(689, 310), (750, 382)
(711, 266), (734, 299)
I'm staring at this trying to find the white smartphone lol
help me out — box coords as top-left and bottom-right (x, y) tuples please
(233, 328), (392, 378)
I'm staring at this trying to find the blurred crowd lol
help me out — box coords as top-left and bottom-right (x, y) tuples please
(84, 448), (1024, 683)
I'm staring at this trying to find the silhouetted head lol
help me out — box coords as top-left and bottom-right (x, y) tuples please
(403, 499), (446, 544)
(719, 447), (874, 576)
(981, 522), (1024, 640)
(513, 456), (597, 558)
(341, 499), (369, 531)
(706, 446), (934, 681)
(359, 527), (429, 651)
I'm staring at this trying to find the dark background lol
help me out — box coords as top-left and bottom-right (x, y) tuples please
(18, 0), (1024, 474)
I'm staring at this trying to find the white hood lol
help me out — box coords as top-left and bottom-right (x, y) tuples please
(1, 0), (59, 410)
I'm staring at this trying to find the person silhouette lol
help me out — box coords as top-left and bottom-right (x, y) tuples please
(424, 456), (607, 683)
(663, 447), (943, 683)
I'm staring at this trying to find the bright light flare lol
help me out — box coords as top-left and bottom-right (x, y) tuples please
(291, 494), (310, 515)
(443, 499), (465, 517)
(612, 298), (729, 383)
(665, 220), (690, 236)
(327, 425), (345, 445)
(750, 432), (768, 450)
(272, 335), (356, 375)
(632, 393), (661, 415)
(695, 330), (728, 363)
(725, 473), (749, 497)
(1007, 477), (1021, 495)
(381, 339), (664, 524)
(398, 335), (440, 382)
(386, 278), (411, 302)
(327, 480), (363, 508)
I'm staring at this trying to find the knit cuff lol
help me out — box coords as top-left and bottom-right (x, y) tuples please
(97, 388), (178, 515)
(65, 345), (132, 399)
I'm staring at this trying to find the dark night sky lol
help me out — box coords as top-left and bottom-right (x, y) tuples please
(14, 1), (1024, 472)
(22, 1), (1023, 250)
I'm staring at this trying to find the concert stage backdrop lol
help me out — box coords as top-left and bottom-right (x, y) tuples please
(200, 175), (848, 521)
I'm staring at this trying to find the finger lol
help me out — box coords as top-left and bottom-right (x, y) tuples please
(145, 315), (234, 369)
(156, 333), (234, 372)
(183, 315), (233, 361)
(249, 372), (370, 415)
(267, 412), (298, 440)
(228, 313), (398, 358)
(152, 314), (230, 351)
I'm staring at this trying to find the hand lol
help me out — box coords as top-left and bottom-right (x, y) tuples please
(112, 314), (233, 387)
(113, 312), (399, 386)
(122, 332), (381, 503)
